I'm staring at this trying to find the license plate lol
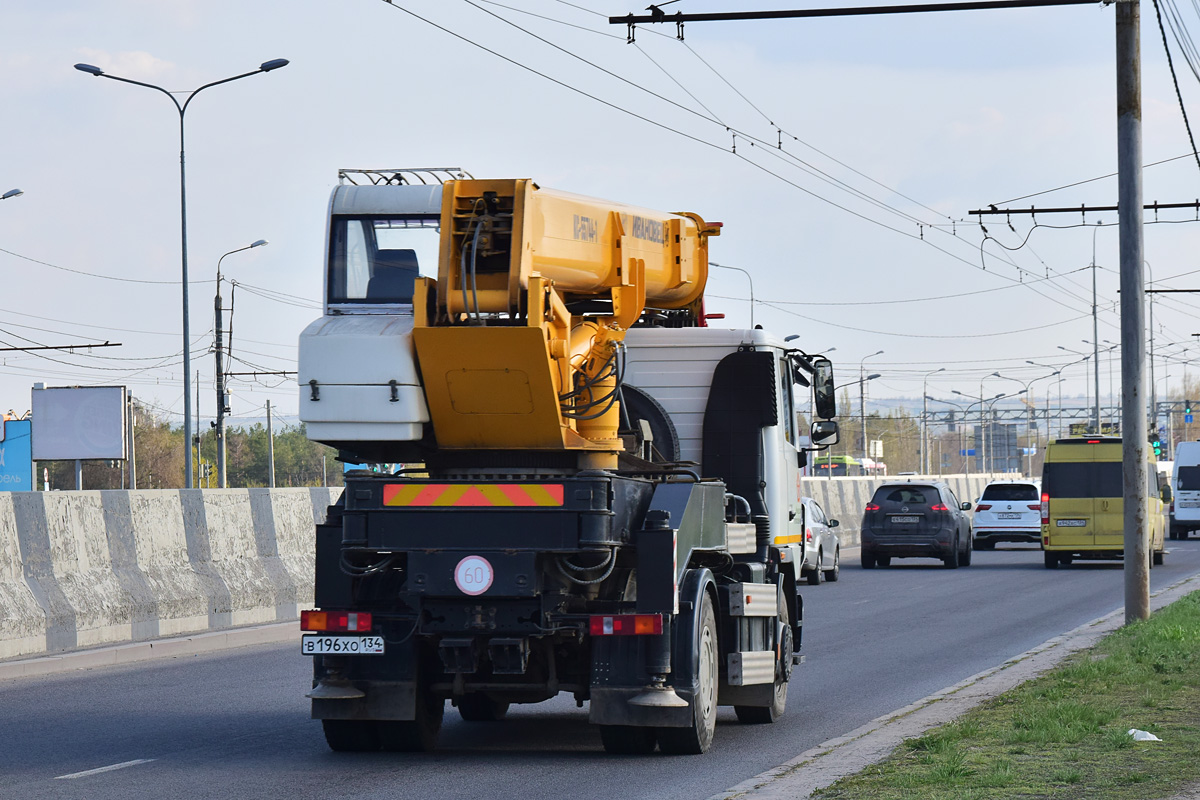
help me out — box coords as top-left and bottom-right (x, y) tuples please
(996, 512), (1022, 519)
(1056, 519), (1087, 527)
(301, 635), (385, 655)
(891, 516), (919, 524)
(1179, 501), (1200, 508)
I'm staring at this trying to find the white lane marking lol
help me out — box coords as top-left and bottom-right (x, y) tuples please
(54, 759), (156, 780)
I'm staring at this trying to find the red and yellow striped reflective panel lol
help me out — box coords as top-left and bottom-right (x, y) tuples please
(382, 483), (565, 507)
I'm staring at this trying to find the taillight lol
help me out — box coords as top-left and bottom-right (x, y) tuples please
(930, 503), (949, 511)
(975, 504), (992, 512)
(301, 610), (373, 633)
(806, 528), (813, 542)
(1027, 504), (1041, 511)
(1040, 492), (1049, 525)
(865, 503), (881, 511)
(589, 614), (664, 636)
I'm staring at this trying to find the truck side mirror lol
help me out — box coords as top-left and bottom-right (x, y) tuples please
(810, 420), (838, 448)
(1161, 485), (1172, 503)
(812, 357), (836, 420)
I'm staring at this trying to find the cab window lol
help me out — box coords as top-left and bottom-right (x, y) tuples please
(327, 215), (440, 305)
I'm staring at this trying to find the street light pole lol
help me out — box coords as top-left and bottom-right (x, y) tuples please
(926, 395), (965, 474)
(860, 350), (884, 468)
(215, 239), (268, 488)
(75, 58), (289, 488)
(922, 367), (946, 474)
(710, 262), (755, 328)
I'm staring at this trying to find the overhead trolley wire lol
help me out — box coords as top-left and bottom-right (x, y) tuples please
(383, 0), (1113, 321)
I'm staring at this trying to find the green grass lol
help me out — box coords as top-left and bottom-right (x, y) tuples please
(815, 591), (1200, 800)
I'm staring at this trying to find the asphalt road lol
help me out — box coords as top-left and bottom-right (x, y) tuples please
(6, 539), (1200, 800)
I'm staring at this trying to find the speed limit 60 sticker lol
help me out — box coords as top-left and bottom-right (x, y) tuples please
(455, 555), (494, 596)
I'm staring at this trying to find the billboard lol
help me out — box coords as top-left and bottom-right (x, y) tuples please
(31, 386), (127, 461)
(0, 419), (33, 490)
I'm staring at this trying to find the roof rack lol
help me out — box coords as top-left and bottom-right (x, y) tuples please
(337, 168), (473, 186)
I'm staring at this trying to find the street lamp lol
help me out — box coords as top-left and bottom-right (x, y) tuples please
(952, 390), (1003, 474)
(711, 262), (755, 328)
(927, 395), (966, 474)
(75, 57), (290, 488)
(921, 367), (946, 473)
(1, 189), (23, 200)
(215, 239), (268, 488)
(983, 390), (1026, 472)
(839, 373), (880, 476)
(859, 350), (885, 464)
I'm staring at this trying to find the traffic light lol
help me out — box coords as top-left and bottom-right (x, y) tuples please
(1151, 432), (1163, 458)
(1187, 399), (1193, 414)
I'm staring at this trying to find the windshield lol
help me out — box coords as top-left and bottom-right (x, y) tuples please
(328, 216), (440, 305)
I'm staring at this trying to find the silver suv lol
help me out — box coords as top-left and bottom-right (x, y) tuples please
(972, 480), (1041, 550)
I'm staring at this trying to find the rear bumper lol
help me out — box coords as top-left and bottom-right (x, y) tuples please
(862, 533), (955, 559)
(974, 528), (1040, 543)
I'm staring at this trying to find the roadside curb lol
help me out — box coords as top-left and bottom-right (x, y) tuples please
(709, 571), (1200, 800)
(0, 621), (299, 682)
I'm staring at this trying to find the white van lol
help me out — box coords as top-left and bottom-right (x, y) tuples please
(1171, 442), (1200, 539)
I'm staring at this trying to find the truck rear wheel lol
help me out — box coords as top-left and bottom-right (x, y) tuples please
(658, 591), (718, 755)
(321, 719), (380, 752)
(1044, 552), (1059, 569)
(377, 691), (445, 752)
(458, 693), (510, 722)
(599, 725), (658, 754)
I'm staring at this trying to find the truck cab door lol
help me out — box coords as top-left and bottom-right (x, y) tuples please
(763, 354), (805, 569)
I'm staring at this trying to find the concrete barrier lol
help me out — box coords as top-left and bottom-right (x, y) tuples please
(798, 474), (1005, 547)
(0, 488), (340, 662)
(0, 476), (1006, 663)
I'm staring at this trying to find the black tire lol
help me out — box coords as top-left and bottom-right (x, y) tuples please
(861, 548), (876, 569)
(1044, 551), (1059, 569)
(457, 693), (510, 722)
(1169, 527), (1179, 541)
(599, 725), (658, 754)
(943, 538), (960, 569)
(959, 538), (972, 567)
(824, 548), (840, 582)
(1154, 549), (1164, 566)
(973, 539), (995, 551)
(877, 556), (892, 567)
(734, 587), (790, 725)
(377, 691), (445, 752)
(321, 719), (380, 752)
(658, 592), (719, 755)
(806, 551), (823, 585)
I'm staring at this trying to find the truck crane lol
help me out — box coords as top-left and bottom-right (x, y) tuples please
(297, 169), (839, 755)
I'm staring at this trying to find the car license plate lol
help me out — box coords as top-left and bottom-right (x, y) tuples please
(1179, 501), (1200, 508)
(891, 515), (919, 524)
(301, 635), (385, 655)
(1055, 519), (1087, 527)
(996, 512), (1022, 519)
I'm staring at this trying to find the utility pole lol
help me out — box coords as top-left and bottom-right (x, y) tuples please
(1117, 0), (1149, 623)
(215, 284), (228, 488)
(267, 399), (276, 488)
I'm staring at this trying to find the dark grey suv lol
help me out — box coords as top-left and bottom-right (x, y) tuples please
(860, 482), (974, 569)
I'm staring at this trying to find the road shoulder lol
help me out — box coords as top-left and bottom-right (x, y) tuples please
(709, 569), (1200, 800)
